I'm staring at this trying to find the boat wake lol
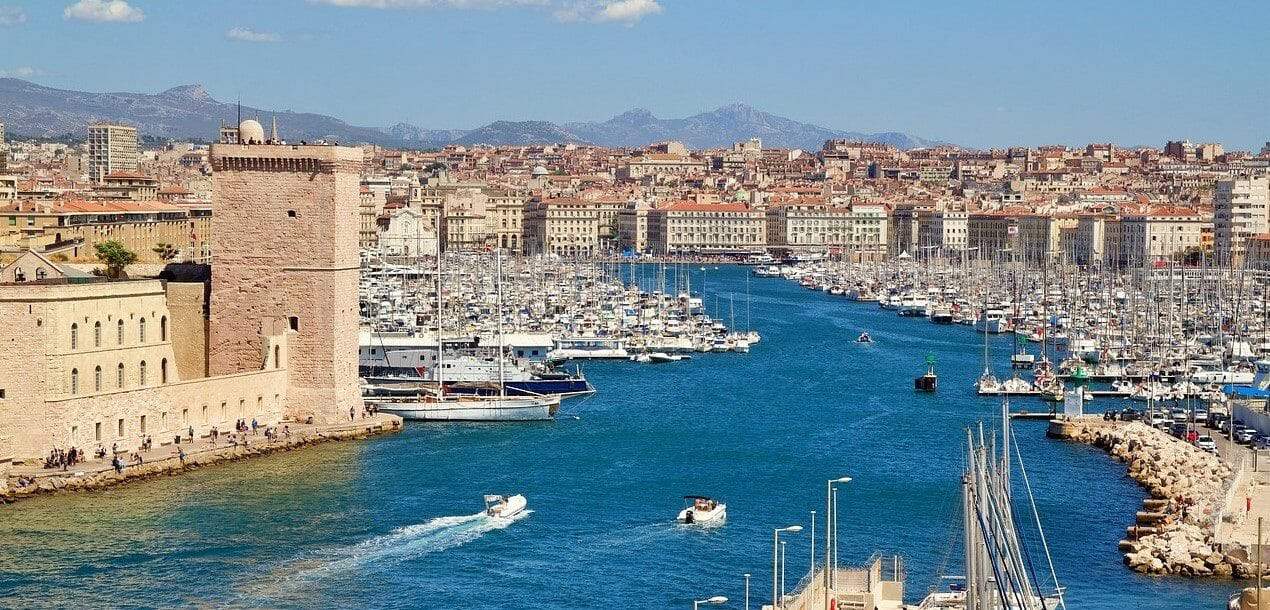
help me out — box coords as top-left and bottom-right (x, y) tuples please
(291, 510), (532, 580)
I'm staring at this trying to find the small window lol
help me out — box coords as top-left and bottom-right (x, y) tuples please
(139, 360), (147, 385)
(118, 320), (125, 344)
(160, 316), (167, 342)
(161, 358), (168, 384)
(140, 415), (147, 434)
(139, 318), (147, 343)
(117, 418), (124, 437)
(94, 366), (102, 391)
(94, 321), (102, 347)
(274, 345), (280, 368)
(95, 422), (102, 441)
(287, 210), (297, 218)
(289, 316), (299, 331)
(70, 323), (78, 350)
(0, 389), (5, 399)
(70, 368), (79, 395)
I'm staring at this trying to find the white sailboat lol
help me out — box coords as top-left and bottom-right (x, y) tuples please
(373, 246), (560, 422)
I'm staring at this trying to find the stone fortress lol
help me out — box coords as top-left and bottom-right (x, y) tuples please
(0, 119), (363, 468)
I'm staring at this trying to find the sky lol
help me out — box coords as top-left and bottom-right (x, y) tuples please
(1, 0), (1269, 150)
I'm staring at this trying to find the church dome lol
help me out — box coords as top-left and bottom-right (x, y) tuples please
(239, 119), (265, 144)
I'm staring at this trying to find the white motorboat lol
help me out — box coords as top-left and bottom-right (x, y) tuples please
(647, 352), (683, 363)
(485, 494), (527, 519)
(677, 495), (726, 525)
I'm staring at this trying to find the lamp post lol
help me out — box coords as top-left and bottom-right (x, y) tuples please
(693, 595), (728, 610)
(824, 476), (852, 594)
(809, 509), (816, 579)
(772, 525), (802, 609)
(780, 540), (787, 606)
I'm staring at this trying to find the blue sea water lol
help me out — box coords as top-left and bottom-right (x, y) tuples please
(0, 265), (1241, 609)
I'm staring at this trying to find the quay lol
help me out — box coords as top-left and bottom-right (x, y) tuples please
(1, 413), (402, 504)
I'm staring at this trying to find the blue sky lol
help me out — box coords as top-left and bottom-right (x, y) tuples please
(2, 0), (1269, 150)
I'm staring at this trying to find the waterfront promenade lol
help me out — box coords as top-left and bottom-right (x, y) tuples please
(2, 413), (402, 503)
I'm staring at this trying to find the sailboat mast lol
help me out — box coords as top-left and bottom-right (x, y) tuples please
(496, 247), (506, 399)
(436, 228), (444, 400)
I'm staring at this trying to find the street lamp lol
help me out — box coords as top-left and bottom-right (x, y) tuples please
(824, 476), (852, 593)
(693, 595), (728, 609)
(780, 540), (787, 606)
(772, 525), (803, 609)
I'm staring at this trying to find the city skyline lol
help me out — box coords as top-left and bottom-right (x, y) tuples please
(1, 0), (1268, 150)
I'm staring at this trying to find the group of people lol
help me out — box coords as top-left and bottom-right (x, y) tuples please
(43, 447), (84, 471)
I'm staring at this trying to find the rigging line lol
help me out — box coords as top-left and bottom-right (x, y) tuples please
(1011, 426), (1067, 610)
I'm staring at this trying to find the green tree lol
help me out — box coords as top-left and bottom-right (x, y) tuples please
(93, 240), (137, 280)
(152, 242), (179, 262)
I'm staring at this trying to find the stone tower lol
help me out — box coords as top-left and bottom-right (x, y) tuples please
(208, 136), (362, 422)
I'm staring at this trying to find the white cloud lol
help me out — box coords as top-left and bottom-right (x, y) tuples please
(0, 5), (27, 26)
(311, 0), (661, 23)
(0, 67), (42, 78)
(311, 0), (548, 8)
(226, 27), (282, 43)
(63, 0), (144, 23)
(593, 0), (660, 23)
(554, 0), (661, 24)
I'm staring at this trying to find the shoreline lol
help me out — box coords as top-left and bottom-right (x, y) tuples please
(1, 413), (403, 505)
(1048, 417), (1265, 579)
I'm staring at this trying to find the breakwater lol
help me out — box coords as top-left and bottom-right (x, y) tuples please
(1049, 417), (1264, 578)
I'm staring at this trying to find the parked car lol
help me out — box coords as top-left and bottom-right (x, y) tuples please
(1195, 435), (1218, 452)
(1149, 412), (1172, 428)
(1191, 406), (1209, 422)
(1255, 435), (1270, 451)
(1170, 422), (1188, 438)
(1235, 427), (1257, 444)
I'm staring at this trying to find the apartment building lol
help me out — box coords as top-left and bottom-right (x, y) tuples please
(88, 123), (139, 184)
(1214, 175), (1270, 266)
(1109, 207), (1210, 268)
(647, 201), (765, 255)
(617, 200), (652, 254)
(523, 198), (600, 257)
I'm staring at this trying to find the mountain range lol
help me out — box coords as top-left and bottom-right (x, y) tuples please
(0, 78), (946, 151)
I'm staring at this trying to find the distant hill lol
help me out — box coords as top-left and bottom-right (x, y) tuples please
(0, 78), (947, 150)
(0, 78), (390, 144)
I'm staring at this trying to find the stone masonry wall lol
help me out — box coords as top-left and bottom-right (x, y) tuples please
(208, 144), (362, 423)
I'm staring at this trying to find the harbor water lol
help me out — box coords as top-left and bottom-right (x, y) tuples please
(0, 265), (1240, 609)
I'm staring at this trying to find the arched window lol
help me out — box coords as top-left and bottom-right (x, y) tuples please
(117, 320), (125, 345)
(117, 363), (125, 388)
(139, 360), (147, 386)
(70, 323), (78, 350)
(139, 318), (147, 343)
(160, 359), (168, 384)
(160, 316), (167, 342)
(70, 368), (79, 395)
(94, 321), (102, 347)
(94, 366), (102, 391)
